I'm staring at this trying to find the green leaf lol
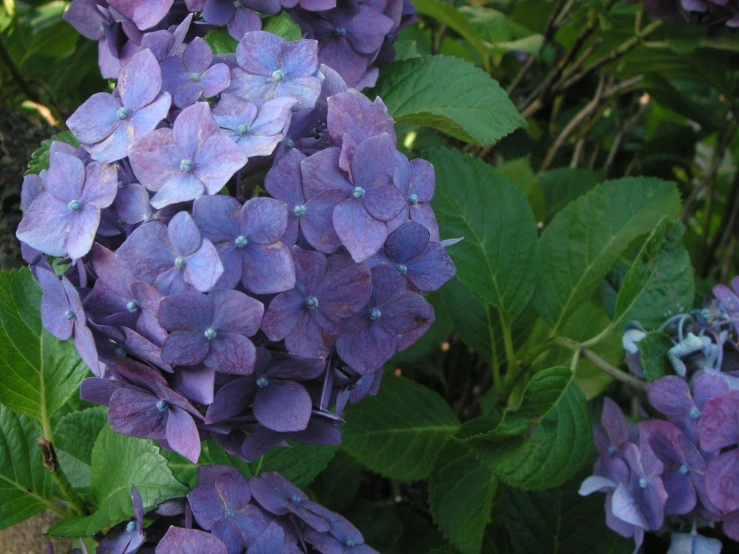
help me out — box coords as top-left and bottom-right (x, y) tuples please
(48, 425), (187, 537)
(310, 451), (362, 512)
(535, 178), (682, 335)
(204, 29), (238, 55)
(636, 331), (673, 382)
(502, 474), (633, 554)
(163, 439), (251, 488)
(372, 57), (525, 147)
(342, 375), (460, 481)
(26, 131), (80, 175)
(0, 268), (88, 423)
(461, 6), (543, 58)
(54, 407), (107, 490)
(613, 219), (694, 330)
(429, 418), (498, 554)
(427, 147), (539, 323)
(0, 404), (57, 530)
(263, 11), (302, 42)
(249, 442), (337, 489)
(463, 367), (592, 490)
(538, 168), (602, 224)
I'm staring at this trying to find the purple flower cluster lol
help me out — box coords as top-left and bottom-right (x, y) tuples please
(581, 278), (739, 551)
(16, 28), (456, 465)
(62, 0), (417, 87)
(644, 0), (739, 27)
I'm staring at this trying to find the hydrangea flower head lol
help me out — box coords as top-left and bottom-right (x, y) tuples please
(203, 0), (269, 39)
(98, 486), (146, 554)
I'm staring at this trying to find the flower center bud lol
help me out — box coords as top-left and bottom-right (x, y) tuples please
(384, 33), (393, 41)
(353, 186), (365, 199)
(272, 69), (285, 82)
(345, 539), (356, 547)
(204, 327), (217, 340)
(356, 377), (363, 386)
(689, 407), (701, 420)
(256, 376), (269, 388)
(118, 180), (127, 189)
(175, 256), (186, 269)
(238, 123), (251, 135)
(679, 464), (689, 475)
(126, 521), (136, 533)
(291, 494), (301, 503)
(284, 138), (295, 149)
(293, 204), (306, 217)
(607, 446), (617, 456)
(397, 264), (408, 275)
(370, 308), (382, 320)
(638, 478), (648, 489)
(127, 301), (139, 313)
(64, 309), (75, 320)
(115, 347), (127, 357)
(190, 72), (201, 82)
(234, 0), (243, 7)
(408, 193), (419, 205)
(156, 399), (169, 412)
(225, 508), (235, 517)
(235, 235), (248, 248)
(68, 199), (82, 212)
(334, 26), (347, 37)
(117, 107), (131, 120)
(180, 159), (194, 172)
(305, 296), (319, 310)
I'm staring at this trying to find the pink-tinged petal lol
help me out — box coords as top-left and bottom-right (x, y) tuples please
(184, 239), (225, 292)
(236, 31), (285, 75)
(285, 311), (330, 357)
(300, 0), (335, 8)
(129, 128), (183, 192)
(381, 291), (432, 334)
(242, 242), (296, 295)
(116, 222), (173, 282)
(168, 212), (203, 256)
(47, 152), (85, 202)
(216, 471), (251, 509)
(227, 8), (262, 41)
(66, 206), (100, 260)
(115, 183), (151, 224)
(261, 289), (304, 341)
(194, 135), (247, 195)
(130, 91), (172, 137)
(67, 93), (121, 145)
(706, 449), (739, 513)
(362, 183), (405, 221)
(109, 387), (167, 440)
(205, 333), (257, 374)
(109, 0), (174, 30)
(150, 173), (205, 209)
(155, 267), (192, 296)
(646, 376), (694, 419)
(254, 380), (311, 432)
(301, 147), (352, 199)
(82, 161), (118, 208)
(200, 64), (231, 98)
(275, 77), (321, 110)
(173, 102), (220, 159)
(119, 49), (162, 110)
(211, 290), (264, 335)
(162, 330), (210, 366)
(16, 194), (72, 257)
(327, 91), (394, 150)
(333, 199), (387, 263)
(159, 292), (213, 331)
(236, 134), (283, 158)
(302, 189), (344, 253)
(336, 319), (398, 374)
(183, 37), (214, 74)
(698, 391), (739, 452)
(241, 197), (288, 243)
(410, 202), (440, 242)
(725, 512), (739, 542)
(228, 70), (276, 105)
(282, 40), (318, 77)
(193, 196), (241, 247)
(213, 93), (258, 132)
(64, 0), (106, 40)
(251, 97), (295, 135)
(317, 251), (372, 314)
(98, 37), (121, 80)
(156, 526), (229, 554)
(167, 407), (201, 463)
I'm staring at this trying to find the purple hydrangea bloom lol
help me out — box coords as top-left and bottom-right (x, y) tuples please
(98, 486), (146, 554)
(304, 512), (379, 554)
(282, 0), (336, 10)
(116, 212), (224, 294)
(156, 526), (228, 554)
(192, 195), (295, 294)
(36, 268), (100, 374)
(107, 0), (174, 31)
(264, 148), (344, 251)
(387, 152), (440, 241)
(159, 290), (264, 374)
(336, 264), (432, 374)
(240, 413), (342, 461)
(67, 49), (171, 163)
(368, 222), (455, 292)
(129, 102), (247, 208)
(110, 162), (152, 225)
(592, 397), (632, 482)
(203, 0), (269, 40)
(161, 38), (231, 109)
(301, 133), (405, 262)
(668, 533), (723, 554)
(261, 247), (372, 357)
(16, 152), (117, 259)
(229, 31), (321, 110)
(213, 94), (295, 159)
(713, 276), (739, 334)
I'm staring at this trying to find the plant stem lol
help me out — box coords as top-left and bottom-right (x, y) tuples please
(580, 349), (647, 392)
(0, 34), (42, 104)
(37, 438), (90, 516)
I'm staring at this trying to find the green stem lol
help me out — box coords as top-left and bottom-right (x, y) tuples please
(556, 338), (647, 391)
(37, 438), (89, 516)
(499, 313), (517, 372)
(570, 347), (581, 372)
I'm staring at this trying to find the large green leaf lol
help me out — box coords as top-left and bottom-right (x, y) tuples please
(429, 418), (498, 554)
(310, 451), (362, 512)
(535, 178), (681, 334)
(612, 219), (694, 330)
(538, 168), (602, 224)
(427, 148), (539, 323)
(461, 6), (543, 58)
(204, 29), (238, 55)
(54, 407), (108, 490)
(0, 404), (57, 530)
(502, 475), (632, 554)
(0, 268), (88, 423)
(263, 11), (302, 42)
(48, 425), (188, 537)
(635, 331), (673, 383)
(164, 439), (251, 488)
(342, 375), (460, 481)
(463, 367), (592, 490)
(372, 57), (525, 146)
(249, 442), (337, 489)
